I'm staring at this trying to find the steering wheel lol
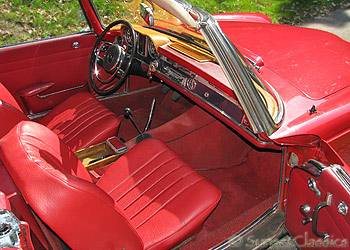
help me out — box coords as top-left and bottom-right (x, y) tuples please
(89, 20), (136, 96)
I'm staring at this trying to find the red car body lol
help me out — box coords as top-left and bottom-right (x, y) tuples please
(0, 0), (349, 249)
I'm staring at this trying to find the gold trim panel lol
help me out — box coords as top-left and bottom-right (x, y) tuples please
(168, 41), (217, 63)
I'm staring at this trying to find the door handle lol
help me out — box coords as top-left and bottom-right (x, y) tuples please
(72, 42), (80, 49)
(312, 192), (332, 239)
(308, 178), (321, 198)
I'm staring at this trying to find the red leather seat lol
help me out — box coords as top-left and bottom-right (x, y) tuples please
(0, 121), (221, 250)
(0, 83), (120, 151)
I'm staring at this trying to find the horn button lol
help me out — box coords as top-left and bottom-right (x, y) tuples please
(103, 44), (125, 73)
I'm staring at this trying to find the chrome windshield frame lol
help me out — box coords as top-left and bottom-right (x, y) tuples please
(155, 0), (282, 136)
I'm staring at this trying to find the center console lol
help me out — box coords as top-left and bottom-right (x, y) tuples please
(75, 137), (127, 171)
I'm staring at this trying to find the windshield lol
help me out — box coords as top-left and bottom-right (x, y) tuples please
(94, 0), (207, 45)
(94, 0), (172, 26)
(91, 0), (283, 136)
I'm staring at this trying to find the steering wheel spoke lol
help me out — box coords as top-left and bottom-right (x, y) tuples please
(96, 56), (104, 67)
(89, 20), (136, 96)
(116, 68), (126, 79)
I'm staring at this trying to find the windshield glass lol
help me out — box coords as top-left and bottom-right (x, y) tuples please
(94, 0), (208, 46)
(94, 0), (171, 26)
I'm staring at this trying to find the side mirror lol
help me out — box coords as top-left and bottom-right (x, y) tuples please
(140, 3), (154, 26)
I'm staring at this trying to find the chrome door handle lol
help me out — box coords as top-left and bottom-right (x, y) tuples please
(308, 178), (321, 198)
(72, 42), (80, 49)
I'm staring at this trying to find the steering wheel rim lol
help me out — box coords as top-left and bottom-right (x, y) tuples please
(89, 20), (136, 96)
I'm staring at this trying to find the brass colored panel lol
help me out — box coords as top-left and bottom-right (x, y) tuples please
(133, 25), (170, 50)
(168, 42), (217, 63)
(75, 141), (127, 171)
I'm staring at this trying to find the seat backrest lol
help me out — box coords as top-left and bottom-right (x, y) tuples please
(0, 100), (29, 139)
(0, 82), (28, 139)
(0, 121), (144, 250)
(0, 82), (22, 112)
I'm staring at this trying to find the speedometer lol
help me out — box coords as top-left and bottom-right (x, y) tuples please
(123, 27), (133, 46)
(147, 38), (158, 59)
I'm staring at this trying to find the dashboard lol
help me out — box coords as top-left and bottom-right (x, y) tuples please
(121, 25), (244, 125)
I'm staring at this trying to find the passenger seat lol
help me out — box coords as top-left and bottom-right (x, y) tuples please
(0, 82), (120, 151)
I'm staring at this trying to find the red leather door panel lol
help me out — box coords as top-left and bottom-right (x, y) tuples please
(0, 32), (96, 114)
(286, 162), (350, 249)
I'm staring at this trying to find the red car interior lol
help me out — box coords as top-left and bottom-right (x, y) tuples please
(2, 1), (348, 249)
(0, 20), (282, 250)
(97, 87), (281, 250)
(0, 121), (221, 249)
(0, 33), (96, 114)
(0, 82), (120, 151)
(286, 165), (350, 249)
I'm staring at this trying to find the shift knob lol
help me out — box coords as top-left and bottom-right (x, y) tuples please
(124, 108), (132, 118)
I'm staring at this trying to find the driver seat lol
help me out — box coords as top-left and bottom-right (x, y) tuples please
(0, 82), (120, 151)
(0, 121), (221, 249)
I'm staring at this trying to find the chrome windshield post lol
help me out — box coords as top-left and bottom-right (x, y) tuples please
(156, 0), (281, 136)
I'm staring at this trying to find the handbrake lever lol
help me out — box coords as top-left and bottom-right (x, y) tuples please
(144, 98), (156, 132)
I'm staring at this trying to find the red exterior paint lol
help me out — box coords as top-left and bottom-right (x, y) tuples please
(213, 12), (272, 23)
(219, 22), (350, 100)
(216, 21), (350, 142)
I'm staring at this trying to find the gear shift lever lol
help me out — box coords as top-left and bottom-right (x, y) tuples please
(124, 108), (143, 135)
(124, 107), (153, 143)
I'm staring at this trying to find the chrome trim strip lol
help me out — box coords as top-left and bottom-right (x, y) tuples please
(97, 84), (162, 102)
(332, 165), (350, 192)
(27, 110), (50, 120)
(38, 84), (87, 99)
(0, 32), (94, 50)
(158, 55), (244, 123)
(277, 147), (286, 210)
(211, 204), (281, 250)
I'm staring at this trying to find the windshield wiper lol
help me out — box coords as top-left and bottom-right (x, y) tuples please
(143, 26), (212, 54)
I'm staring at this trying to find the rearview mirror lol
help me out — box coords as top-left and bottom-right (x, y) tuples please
(140, 3), (154, 26)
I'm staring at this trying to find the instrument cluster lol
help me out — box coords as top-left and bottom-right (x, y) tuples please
(122, 26), (158, 60)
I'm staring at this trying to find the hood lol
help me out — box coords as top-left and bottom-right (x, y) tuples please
(219, 21), (350, 100)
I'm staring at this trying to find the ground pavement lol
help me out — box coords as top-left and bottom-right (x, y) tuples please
(300, 5), (350, 42)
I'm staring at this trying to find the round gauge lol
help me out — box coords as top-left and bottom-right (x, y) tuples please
(123, 27), (133, 46)
(148, 39), (158, 59)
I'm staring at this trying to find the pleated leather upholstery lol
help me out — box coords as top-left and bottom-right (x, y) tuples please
(0, 81), (120, 151)
(0, 121), (143, 250)
(97, 138), (222, 250)
(39, 92), (120, 151)
(0, 121), (221, 250)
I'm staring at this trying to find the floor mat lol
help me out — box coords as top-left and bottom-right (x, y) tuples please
(180, 165), (280, 250)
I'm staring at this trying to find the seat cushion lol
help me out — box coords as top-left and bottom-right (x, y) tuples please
(0, 121), (144, 250)
(39, 92), (120, 151)
(97, 138), (222, 250)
